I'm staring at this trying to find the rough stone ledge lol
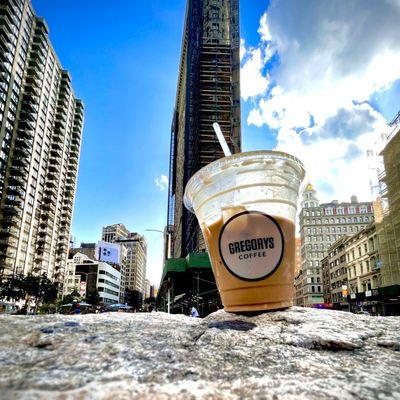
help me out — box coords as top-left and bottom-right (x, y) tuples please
(0, 307), (399, 399)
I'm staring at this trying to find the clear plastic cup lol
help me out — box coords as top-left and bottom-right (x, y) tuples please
(184, 150), (305, 312)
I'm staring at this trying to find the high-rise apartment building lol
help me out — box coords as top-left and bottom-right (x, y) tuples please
(0, 0), (83, 287)
(297, 183), (374, 306)
(101, 224), (148, 295)
(167, 0), (241, 258)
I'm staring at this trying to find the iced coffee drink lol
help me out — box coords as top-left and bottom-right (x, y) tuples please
(184, 151), (305, 312)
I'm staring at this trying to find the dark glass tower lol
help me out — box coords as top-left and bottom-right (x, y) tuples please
(167, 0), (241, 258)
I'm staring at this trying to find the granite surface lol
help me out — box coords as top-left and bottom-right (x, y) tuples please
(0, 307), (399, 399)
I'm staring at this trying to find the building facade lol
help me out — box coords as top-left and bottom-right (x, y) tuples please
(297, 183), (374, 306)
(102, 223), (129, 244)
(295, 237), (301, 277)
(115, 233), (147, 295)
(167, 0), (241, 259)
(377, 112), (400, 287)
(321, 236), (349, 308)
(101, 224), (148, 296)
(64, 252), (121, 305)
(346, 224), (381, 296)
(0, 0), (82, 288)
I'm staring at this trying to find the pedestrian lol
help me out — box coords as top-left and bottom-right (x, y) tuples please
(70, 302), (81, 314)
(190, 306), (200, 317)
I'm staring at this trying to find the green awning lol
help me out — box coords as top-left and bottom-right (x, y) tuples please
(160, 252), (212, 284)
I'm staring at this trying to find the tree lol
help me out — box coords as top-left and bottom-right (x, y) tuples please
(23, 273), (58, 311)
(62, 289), (82, 305)
(0, 273), (58, 311)
(85, 290), (100, 306)
(0, 274), (25, 302)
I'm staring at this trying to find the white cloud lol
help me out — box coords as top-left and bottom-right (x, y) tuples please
(240, 47), (270, 101)
(241, 0), (400, 202)
(258, 13), (272, 42)
(240, 38), (246, 62)
(155, 174), (168, 191)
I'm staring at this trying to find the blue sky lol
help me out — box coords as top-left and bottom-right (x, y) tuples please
(32, 1), (400, 285)
(31, 1), (272, 285)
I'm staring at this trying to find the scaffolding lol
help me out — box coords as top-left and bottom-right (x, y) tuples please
(166, 0), (241, 259)
(376, 111), (400, 287)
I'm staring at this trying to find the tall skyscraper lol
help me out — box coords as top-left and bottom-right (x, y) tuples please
(0, 0), (83, 286)
(167, 0), (241, 258)
(297, 184), (374, 306)
(101, 224), (148, 295)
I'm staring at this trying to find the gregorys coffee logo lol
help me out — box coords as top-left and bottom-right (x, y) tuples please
(218, 211), (284, 281)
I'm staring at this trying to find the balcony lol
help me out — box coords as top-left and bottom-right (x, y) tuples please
(7, 175), (25, 187)
(2, 205), (21, 218)
(23, 84), (40, 98)
(38, 226), (52, 237)
(1, 215), (21, 228)
(42, 195), (56, 206)
(51, 141), (62, 151)
(40, 211), (55, 223)
(58, 91), (69, 103)
(71, 136), (80, 146)
(17, 127), (33, 140)
(26, 65), (44, 81)
(50, 147), (63, 158)
(6, 186), (24, 198)
(52, 132), (63, 143)
(30, 48), (46, 65)
(66, 175), (75, 185)
(44, 185), (57, 196)
(48, 163), (60, 174)
(11, 156), (29, 169)
(18, 119), (35, 131)
(4, 196), (22, 208)
(36, 236), (51, 248)
(13, 145), (30, 158)
(41, 202), (55, 214)
(56, 108), (67, 121)
(34, 253), (44, 263)
(61, 211), (71, 220)
(62, 203), (73, 213)
(54, 119), (66, 130)
(9, 165), (28, 180)
(46, 171), (58, 182)
(0, 15), (14, 34)
(0, 227), (19, 239)
(0, 239), (17, 250)
(49, 157), (62, 169)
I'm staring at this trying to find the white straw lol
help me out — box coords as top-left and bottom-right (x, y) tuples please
(213, 122), (232, 157)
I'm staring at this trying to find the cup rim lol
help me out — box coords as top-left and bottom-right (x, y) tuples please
(184, 150), (305, 213)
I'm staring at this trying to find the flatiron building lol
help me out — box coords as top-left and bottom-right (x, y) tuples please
(167, 0), (241, 258)
(0, 0), (83, 288)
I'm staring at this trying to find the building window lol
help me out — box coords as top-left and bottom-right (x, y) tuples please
(360, 206), (367, 214)
(337, 207), (344, 214)
(349, 207), (355, 214)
